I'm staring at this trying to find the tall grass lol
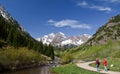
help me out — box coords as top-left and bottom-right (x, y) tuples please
(0, 47), (46, 69)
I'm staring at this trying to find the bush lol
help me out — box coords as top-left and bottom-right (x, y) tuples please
(61, 53), (73, 64)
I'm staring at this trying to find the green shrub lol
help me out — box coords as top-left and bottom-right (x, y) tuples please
(0, 47), (46, 65)
(61, 53), (74, 64)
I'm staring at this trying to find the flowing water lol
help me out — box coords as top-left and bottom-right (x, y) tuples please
(1, 57), (60, 74)
(1, 65), (53, 74)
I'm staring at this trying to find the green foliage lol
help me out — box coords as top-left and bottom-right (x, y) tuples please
(43, 44), (55, 60)
(0, 39), (7, 48)
(0, 47), (46, 65)
(54, 49), (65, 57)
(61, 53), (74, 64)
(0, 15), (9, 40)
(51, 64), (102, 74)
(109, 14), (120, 22)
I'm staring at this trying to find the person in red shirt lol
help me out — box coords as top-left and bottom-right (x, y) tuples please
(103, 59), (108, 71)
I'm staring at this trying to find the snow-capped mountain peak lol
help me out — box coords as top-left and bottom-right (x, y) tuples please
(57, 32), (65, 36)
(83, 34), (92, 38)
(0, 4), (27, 33)
(61, 39), (72, 45)
(37, 32), (91, 47)
(49, 33), (55, 37)
(0, 4), (13, 21)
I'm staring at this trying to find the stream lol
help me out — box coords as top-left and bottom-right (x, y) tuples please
(1, 64), (55, 74)
(0, 57), (60, 74)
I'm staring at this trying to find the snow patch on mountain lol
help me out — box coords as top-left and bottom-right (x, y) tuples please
(0, 4), (13, 21)
(61, 39), (72, 45)
(0, 4), (27, 33)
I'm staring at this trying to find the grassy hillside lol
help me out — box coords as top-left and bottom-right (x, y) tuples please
(72, 40), (120, 60)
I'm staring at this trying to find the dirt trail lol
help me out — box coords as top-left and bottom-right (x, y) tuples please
(76, 61), (120, 74)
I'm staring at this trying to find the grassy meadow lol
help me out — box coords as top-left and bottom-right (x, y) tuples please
(51, 64), (103, 74)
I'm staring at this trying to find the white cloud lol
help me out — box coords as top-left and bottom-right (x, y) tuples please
(103, 0), (120, 3)
(90, 5), (112, 12)
(77, 1), (88, 6)
(48, 19), (91, 29)
(48, 19), (55, 23)
(76, 1), (112, 12)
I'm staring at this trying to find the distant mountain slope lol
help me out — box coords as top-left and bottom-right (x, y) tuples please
(37, 32), (91, 47)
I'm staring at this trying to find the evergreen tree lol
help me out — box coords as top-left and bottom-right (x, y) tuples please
(49, 44), (54, 60)
(38, 41), (44, 53)
(7, 28), (14, 45)
(13, 31), (19, 48)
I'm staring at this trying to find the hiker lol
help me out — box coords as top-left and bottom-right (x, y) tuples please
(103, 59), (108, 71)
(95, 58), (100, 71)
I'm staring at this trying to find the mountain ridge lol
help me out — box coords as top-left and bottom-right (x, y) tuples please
(0, 4), (13, 21)
(37, 32), (91, 47)
(0, 4), (27, 33)
(86, 14), (120, 46)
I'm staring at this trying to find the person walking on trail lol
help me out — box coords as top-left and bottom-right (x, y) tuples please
(95, 58), (100, 71)
(103, 59), (108, 71)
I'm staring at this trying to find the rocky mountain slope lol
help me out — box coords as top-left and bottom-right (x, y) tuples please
(0, 4), (13, 21)
(0, 4), (26, 32)
(86, 14), (120, 46)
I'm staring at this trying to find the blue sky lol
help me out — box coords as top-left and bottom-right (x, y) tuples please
(0, 0), (120, 38)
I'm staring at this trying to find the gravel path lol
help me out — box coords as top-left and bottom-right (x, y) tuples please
(76, 61), (120, 74)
